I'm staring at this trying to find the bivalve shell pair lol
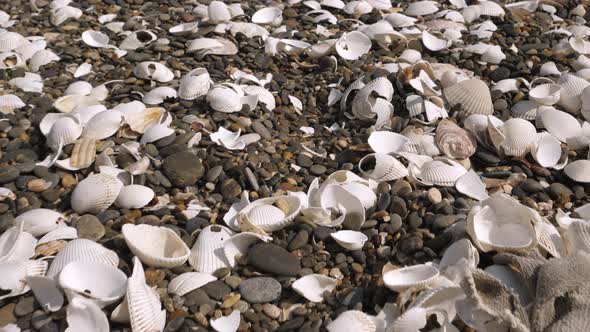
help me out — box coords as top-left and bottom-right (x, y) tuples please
(443, 79), (493, 115)
(382, 263), (439, 292)
(358, 153), (408, 182)
(122, 224), (190, 268)
(71, 173), (123, 214)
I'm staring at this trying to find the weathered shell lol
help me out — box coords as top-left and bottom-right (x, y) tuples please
(251, 7), (283, 26)
(382, 263), (439, 291)
(327, 310), (376, 332)
(330, 230), (368, 251)
(292, 274), (337, 303)
(53, 94), (98, 113)
(320, 185), (366, 230)
(140, 124), (174, 144)
(65, 297), (110, 332)
(538, 107), (581, 143)
(81, 30), (109, 48)
(358, 153), (408, 182)
(46, 115), (82, 151)
(122, 224), (190, 268)
(14, 208), (63, 237)
(47, 239), (119, 278)
(351, 77), (394, 119)
(234, 196), (301, 232)
(443, 79), (493, 115)
(119, 30), (157, 50)
(532, 132), (562, 168)
(558, 73), (590, 112)
(564, 159), (590, 183)
(335, 31), (372, 61)
(500, 118), (537, 157)
(126, 257), (166, 332)
(435, 119), (476, 159)
(207, 85), (243, 113)
(124, 106), (167, 134)
(71, 173), (124, 214)
(179, 68), (211, 100)
(82, 109), (123, 140)
(134, 62), (174, 83)
(115, 185), (154, 209)
(0, 260), (48, 301)
(59, 261), (127, 307)
(413, 158), (466, 186)
(168, 272), (216, 296)
(439, 238), (479, 271)
(210, 310), (240, 332)
(511, 100), (539, 120)
(189, 225), (234, 273)
(187, 37), (238, 56)
(70, 137), (96, 169)
(455, 169), (488, 201)
(0, 52), (24, 69)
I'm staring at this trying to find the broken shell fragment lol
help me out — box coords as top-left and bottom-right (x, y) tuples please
(122, 224), (190, 268)
(382, 263), (439, 292)
(168, 272), (216, 297)
(335, 31), (371, 61)
(134, 62), (174, 83)
(330, 230), (368, 251)
(14, 208), (63, 237)
(47, 239), (119, 278)
(81, 30), (109, 48)
(59, 261), (127, 307)
(435, 119), (477, 159)
(292, 274), (337, 302)
(210, 310), (240, 332)
(327, 310), (376, 332)
(179, 68), (211, 100)
(251, 7), (283, 26)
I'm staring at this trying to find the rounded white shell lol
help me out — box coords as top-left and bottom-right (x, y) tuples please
(210, 310), (240, 332)
(0, 260), (48, 300)
(234, 196), (301, 232)
(71, 173), (123, 214)
(252, 7), (283, 26)
(15, 208), (64, 237)
(133, 62), (174, 83)
(500, 118), (537, 157)
(142, 86), (177, 105)
(140, 124), (174, 144)
(538, 107), (581, 143)
(0, 225), (37, 263)
(455, 169), (488, 201)
(66, 297), (110, 332)
(168, 272), (216, 296)
(529, 83), (561, 106)
(335, 31), (372, 61)
(189, 225), (234, 273)
(368, 130), (410, 155)
(292, 274), (337, 302)
(532, 132), (562, 168)
(115, 185), (154, 209)
(126, 257), (166, 332)
(122, 224), (190, 268)
(382, 264), (439, 291)
(564, 159), (590, 183)
(46, 116), (82, 150)
(558, 73), (590, 112)
(81, 30), (109, 48)
(330, 230), (368, 251)
(439, 239), (479, 271)
(47, 239), (119, 278)
(0, 31), (28, 52)
(59, 261), (127, 307)
(327, 310), (376, 332)
(413, 158), (466, 187)
(358, 153), (408, 182)
(82, 109), (123, 140)
(65, 81), (93, 96)
(179, 68), (211, 100)
(207, 86), (242, 113)
(443, 79), (493, 115)
(53, 95), (98, 113)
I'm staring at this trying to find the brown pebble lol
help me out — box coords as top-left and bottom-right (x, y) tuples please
(27, 178), (51, 192)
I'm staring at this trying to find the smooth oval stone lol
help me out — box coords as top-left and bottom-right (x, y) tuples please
(239, 277), (282, 304)
(247, 243), (301, 276)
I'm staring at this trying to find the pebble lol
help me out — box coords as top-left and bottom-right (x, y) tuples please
(248, 243), (301, 276)
(489, 66), (511, 82)
(221, 178), (242, 200)
(288, 230), (309, 251)
(427, 188), (442, 204)
(521, 179), (544, 193)
(239, 277), (282, 303)
(31, 310), (52, 330)
(201, 280), (231, 301)
(184, 289), (210, 307)
(549, 183), (573, 200)
(14, 296), (35, 316)
(75, 214), (105, 241)
(0, 166), (19, 184)
(0, 303), (16, 326)
(162, 151), (204, 187)
(309, 164), (327, 176)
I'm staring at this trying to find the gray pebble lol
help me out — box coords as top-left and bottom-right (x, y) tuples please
(239, 277), (282, 303)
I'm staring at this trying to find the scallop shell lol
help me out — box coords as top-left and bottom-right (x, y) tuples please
(46, 115), (82, 151)
(81, 30), (109, 48)
(443, 79), (493, 115)
(189, 225), (234, 273)
(82, 109), (123, 140)
(327, 310), (376, 332)
(335, 31), (372, 61)
(0, 260), (47, 300)
(126, 257), (166, 332)
(0, 224), (37, 263)
(134, 62), (174, 83)
(564, 159), (590, 183)
(59, 261), (127, 307)
(382, 263), (439, 291)
(47, 239), (119, 278)
(500, 118), (537, 157)
(0, 94), (25, 114)
(53, 95), (98, 113)
(455, 169), (488, 201)
(252, 7), (283, 26)
(119, 30), (157, 51)
(14, 208), (63, 237)
(367, 130), (409, 155)
(207, 86), (243, 113)
(38, 226), (78, 245)
(439, 238), (479, 271)
(122, 224), (190, 268)
(115, 185), (154, 209)
(140, 124), (174, 144)
(358, 153), (408, 182)
(413, 158), (466, 187)
(179, 68), (211, 100)
(223, 232), (272, 268)
(235, 196), (301, 232)
(26, 275), (64, 312)
(435, 119), (477, 159)
(168, 272), (216, 296)
(71, 173), (123, 214)
(538, 107), (581, 143)
(320, 185), (366, 230)
(210, 310), (240, 332)
(292, 274), (337, 303)
(70, 137), (96, 169)
(404, 1), (439, 16)
(330, 230), (368, 251)
(66, 297), (110, 332)
(558, 73), (590, 112)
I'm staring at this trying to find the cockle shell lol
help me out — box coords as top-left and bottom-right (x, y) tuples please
(9, 72), (43, 93)
(252, 7), (283, 26)
(59, 261), (127, 307)
(511, 100), (538, 120)
(235, 196), (301, 232)
(382, 263), (439, 291)
(115, 185), (154, 209)
(351, 77), (394, 119)
(71, 173), (123, 214)
(37, 226), (78, 245)
(70, 137), (96, 169)
(15, 208), (63, 237)
(66, 297), (109, 332)
(330, 230), (368, 251)
(179, 68), (211, 100)
(119, 30), (157, 51)
(207, 85), (243, 113)
(499, 118), (537, 157)
(134, 62), (174, 83)
(435, 119), (476, 159)
(168, 272), (216, 297)
(292, 274), (337, 302)
(0, 94), (25, 114)
(343, 1), (373, 16)
(81, 30), (109, 48)
(413, 158), (466, 187)
(534, 218), (565, 258)
(320, 184), (366, 230)
(444, 79), (493, 115)
(46, 115), (82, 150)
(47, 239), (119, 278)
(358, 153), (408, 182)
(0, 260), (48, 300)
(538, 107), (581, 143)
(335, 31), (372, 61)
(327, 310), (376, 332)
(189, 225), (234, 273)
(125, 257), (166, 332)
(122, 224), (190, 268)
(223, 232), (272, 268)
(558, 73), (590, 113)
(367, 130), (409, 155)
(210, 310), (240, 332)
(564, 159), (590, 183)
(0, 31), (28, 52)
(82, 109), (123, 140)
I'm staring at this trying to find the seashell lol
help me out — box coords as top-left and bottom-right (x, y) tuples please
(422, 31), (450, 51)
(413, 158), (466, 187)
(81, 30), (109, 48)
(564, 159), (590, 183)
(0, 32), (28, 52)
(66, 297), (110, 332)
(529, 83), (561, 106)
(59, 261), (127, 307)
(126, 257), (166, 332)
(534, 218), (565, 258)
(51, 5), (82, 26)
(168, 272), (216, 296)
(65, 81), (92, 96)
(47, 239), (119, 278)
(0, 94), (25, 114)
(30, 49), (60, 72)
(382, 263), (439, 291)
(207, 85), (243, 113)
(358, 153), (408, 182)
(351, 77), (394, 119)
(252, 7), (283, 26)
(384, 13), (416, 28)
(124, 107), (167, 134)
(367, 130), (409, 155)
(435, 119), (476, 159)
(538, 107), (581, 143)
(405, 1), (439, 16)
(46, 115), (82, 151)
(0, 52), (24, 69)
(570, 37), (590, 55)
(53, 94), (98, 113)
(210, 310), (240, 332)
(73, 63), (93, 78)
(140, 124), (174, 144)
(207, 0), (231, 23)
(169, 22), (199, 34)
(26, 275), (64, 312)
(223, 232), (272, 268)
(301, 206), (346, 228)
(327, 310), (376, 332)
(70, 137), (96, 169)
(511, 100), (538, 120)
(15, 208), (63, 237)
(455, 169), (488, 201)
(558, 73), (590, 113)
(0, 260), (48, 301)
(134, 62), (174, 83)
(500, 118), (537, 157)
(292, 274), (337, 302)
(320, 185), (366, 230)
(335, 31), (372, 61)
(189, 225), (234, 273)
(466, 194), (537, 252)
(236, 196), (301, 232)
(119, 30), (157, 50)
(532, 132), (562, 168)
(330, 230), (368, 251)
(439, 238), (479, 271)
(71, 173), (123, 214)
(480, 45), (505, 64)
(38, 226), (78, 245)
(9, 72), (43, 93)
(187, 37), (238, 56)
(444, 79), (493, 115)
(115, 185), (154, 209)
(82, 109), (123, 140)
(340, 182), (376, 210)
(122, 224), (189, 268)
(179, 68), (211, 100)
(389, 307), (428, 332)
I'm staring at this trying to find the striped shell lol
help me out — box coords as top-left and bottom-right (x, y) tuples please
(358, 153), (408, 182)
(558, 73), (590, 113)
(126, 257), (166, 332)
(234, 196), (301, 232)
(207, 85), (243, 113)
(564, 159), (590, 183)
(0, 260), (48, 300)
(46, 116), (82, 151)
(71, 173), (123, 214)
(443, 79), (493, 115)
(168, 272), (216, 296)
(178, 68), (211, 100)
(47, 239), (119, 278)
(188, 225), (234, 273)
(70, 137), (96, 169)
(327, 310), (376, 332)
(413, 158), (466, 186)
(435, 119), (476, 159)
(500, 118), (537, 157)
(351, 77), (394, 119)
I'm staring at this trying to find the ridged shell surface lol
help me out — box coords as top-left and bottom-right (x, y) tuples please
(46, 116), (82, 150)
(0, 260), (48, 300)
(189, 225), (234, 273)
(207, 86), (242, 113)
(326, 310), (377, 332)
(0, 225), (37, 263)
(70, 137), (96, 169)
(351, 77), (394, 119)
(179, 68), (210, 100)
(47, 239), (119, 278)
(122, 224), (190, 268)
(358, 153), (408, 182)
(414, 158), (466, 186)
(237, 196), (301, 232)
(500, 118), (537, 157)
(168, 272), (216, 296)
(443, 79), (493, 115)
(15, 208), (63, 237)
(564, 160), (590, 183)
(382, 264), (439, 291)
(127, 257), (166, 332)
(38, 226), (78, 245)
(71, 173), (123, 214)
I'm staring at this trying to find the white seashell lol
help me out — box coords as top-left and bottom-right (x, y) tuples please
(367, 131), (409, 155)
(444, 79), (493, 115)
(124, 106), (167, 134)
(0, 225), (36, 263)
(81, 30), (109, 48)
(59, 261), (126, 307)
(207, 0), (231, 23)
(327, 310), (376, 332)
(335, 31), (372, 61)
(0, 52), (24, 69)
(564, 159), (590, 182)
(38, 226), (78, 245)
(484, 265), (532, 305)
(330, 230), (368, 251)
(480, 45), (506, 64)
(207, 85), (243, 113)
(187, 37), (238, 56)
(168, 272), (216, 296)
(53, 95), (98, 113)
(343, 1), (373, 16)
(210, 310), (240, 332)
(538, 107), (581, 143)
(169, 22), (199, 34)
(115, 185), (154, 209)
(422, 31), (450, 51)
(413, 158), (466, 187)
(189, 225), (234, 273)
(500, 118), (537, 157)
(511, 100), (539, 120)
(66, 297), (109, 332)
(119, 30), (157, 51)
(72, 63), (93, 78)
(351, 77), (394, 119)
(570, 37), (590, 55)
(532, 132), (562, 168)
(140, 124), (174, 144)
(0, 32), (28, 52)
(223, 232), (272, 268)
(46, 115), (82, 151)
(81, 109), (122, 140)
(9, 72), (43, 93)
(126, 257), (166, 332)
(320, 185), (366, 230)
(534, 218), (565, 258)
(405, 1), (439, 16)
(455, 169), (488, 201)
(30, 49), (60, 72)
(389, 307), (428, 332)
(65, 81), (92, 96)
(292, 274), (337, 302)
(236, 196), (301, 232)
(0, 94), (25, 114)
(529, 83), (561, 106)
(384, 13), (416, 27)
(466, 194), (537, 252)
(382, 263), (439, 291)
(179, 68), (211, 100)
(15, 208), (63, 237)
(51, 5), (82, 26)
(71, 173), (123, 214)
(122, 224), (189, 268)
(439, 238), (479, 271)
(359, 153), (408, 182)
(340, 182), (377, 210)
(26, 275), (64, 312)
(134, 62), (174, 83)
(47, 239), (119, 278)
(252, 7), (283, 26)
(0, 260), (47, 300)
(558, 73), (590, 112)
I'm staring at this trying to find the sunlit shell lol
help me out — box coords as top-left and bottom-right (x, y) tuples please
(179, 68), (211, 100)
(46, 115), (82, 151)
(252, 7), (283, 26)
(69, 137), (96, 169)
(71, 173), (123, 214)
(382, 263), (439, 291)
(189, 225), (234, 273)
(422, 31), (450, 51)
(0, 225), (37, 263)
(168, 272), (216, 296)
(53, 94), (98, 113)
(0, 260), (48, 301)
(564, 159), (590, 183)
(236, 196), (301, 232)
(558, 73), (590, 112)
(223, 232), (272, 268)
(538, 107), (581, 143)
(122, 224), (190, 268)
(335, 31), (372, 61)
(413, 158), (466, 187)
(47, 239), (119, 278)
(292, 274), (337, 302)
(207, 85), (243, 113)
(115, 185), (154, 209)
(124, 106), (167, 134)
(65, 81), (92, 96)
(435, 119), (476, 159)
(358, 153), (408, 182)
(529, 83), (561, 106)
(443, 79), (493, 115)
(65, 297), (109, 332)
(30, 49), (60, 72)
(0, 31), (28, 52)
(9, 72), (43, 92)
(207, 0), (231, 23)
(81, 30), (109, 48)
(126, 257), (166, 332)
(210, 310), (240, 332)
(455, 169), (488, 201)
(404, 1), (439, 16)
(134, 62), (174, 83)
(439, 238), (479, 271)
(59, 261), (127, 307)
(340, 182), (377, 210)
(140, 124), (174, 144)
(38, 226), (78, 245)
(15, 208), (63, 237)
(352, 77), (394, 119)
(320, 185), (366, 230)
(327, 310), (376, 332)
(500, 118), (537, 157)
(331, 230), (368, 251)
(0, 94), (25, 114)
(187, 37), (238, 56)
(119, 30), (157, 50)
(82, 109), (123, 140)
(367, 130), (409, 155)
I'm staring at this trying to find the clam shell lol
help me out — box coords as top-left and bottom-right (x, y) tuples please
(538, 107), (581, 143)
(529, 83), (561, 106)
(124, 106), (167, 134)
(422, 31), (450, 51)
(47, 239), (119, 278)
(66, 297), (110, 332)
(292, 274), (337, 302)
(207, 86), (243, 113)
(73, 63), (93, 78)
(327, 310), (376, 332)
(252, 7), (283, 26)
(71, 173), (123, 214)
(564, 159), (590, 183)
(70, 137), (96, 169)
(335, 31), (372, 61)
(168, 272), (216, 296)
(405, 1), (439, 16)
(82, 109), (123, 140)
(126, 257), (166, 332)
(122, 224), (190, 268)
(439, 238), (479, 271)
(435, 119), (476, 159)
(0, 94), (25, 114)
(320, 185), (366, 230)
(480, 45), (505, 64)
(179, 68), (211, 100)
(134, 62), (174, 83)
(500, 118), (537, 157)
(443, 79), (493, 115)
(59, 261), (127, 307)
(142, 86), (177, 105)
(207, 0), (231, 23)
(234, 196), (301, 232)
(0, 225), (37, 263)
(330, 230), (368, 251)
(558, 73), (590, 112)
(0, 260), (48, 300)
(30, 49), (60, 72)
(46, 115), (82, 150)
(534, 218), (565, 258)
(15, 208), (63, 237)
(384, 13), (417, 27)
(358, 153), (408, 182)
(189, 225), (234, 273)
(140, 124), (174, 144)
(81, 30), (109, 48)
(26, 275), (64, 312)
(532, 132), (562, 168)
(413, 158), (466, 187)
(53, 95), (98, 113)
(382, 263), (439, 291)
(210, 310), (240, 332)
(455, 169), (488, 201)
(38, 226), (78, 245)
(119, 30), (157, 50)
(115, 185), (154, 209)
(367, 130), (409, 155)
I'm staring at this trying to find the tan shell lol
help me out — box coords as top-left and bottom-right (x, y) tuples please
(435, 119), (476, 159)
(443, 79), (493, 115)
(70, 137), (96, 168)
